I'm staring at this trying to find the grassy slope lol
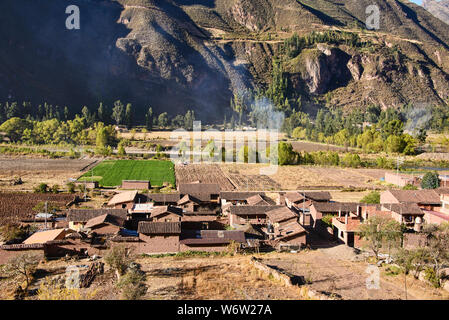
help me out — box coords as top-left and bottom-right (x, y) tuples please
(80, 160), (175, 187)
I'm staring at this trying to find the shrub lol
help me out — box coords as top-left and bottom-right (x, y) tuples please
(424, 267), (440, 288)
(360, 191), (380, 204)
(33, 183), (49, 194)
(66, 182), (76, 193)
(51, 185), (60, 194)
(104, 245), (134, 278)
(321, 215), (335, 227)
(116, 268), (147, 300)
(402, 184), (418, 190)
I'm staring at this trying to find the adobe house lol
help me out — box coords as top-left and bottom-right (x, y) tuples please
(83, 214), (125, 236)
(178, 183), (221, 203)
(331, 215), (362, 247)
(220, 192), (267, 206)
(150, 206), (183, 222)
(107, 190), (139, 209)
(228, 205), (284, 227)
(177, 194), (202, 212)
(272, 220), (307, 249)
(246, 194), (274, 206)
(67, 209), (128, 231)
(265, 206), (298, 225)
(309, 202), (361, 228)
(138, 221), (181, 254)
(381, 203), (424, 231)
(121, 180), (151, 190)
(23, 228), (72, 244)
(179, 230), (246, 252)
(147, 192), (181, 206)
(380, 190), (441, 211)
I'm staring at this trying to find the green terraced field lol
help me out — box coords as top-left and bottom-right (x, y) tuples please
(79, 160), (175, 188)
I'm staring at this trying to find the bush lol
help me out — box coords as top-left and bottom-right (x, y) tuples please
(321, 215), (335, 227)
(66, 182), (76, 193)
(0, 223), (28, 242)
(360, 191), (380, 204)
(104, 245), (134, 278)
(402, 184), (418, 190)
(116, 268), (147, 300)
(34, 183), (49, 194)
(424, 267), (440, 288)
(51, 185), (60, 194)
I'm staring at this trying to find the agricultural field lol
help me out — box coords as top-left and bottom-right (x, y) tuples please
(175, 164), (235, 191)
(0, 157), (98, 192)
(80, 160), (176, 188)
(220, 164), (390, 191)
(0, 192), (78, 225)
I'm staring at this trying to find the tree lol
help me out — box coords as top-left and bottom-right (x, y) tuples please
(6, 253), (41, 290)
(112, 100), (125, 125)
(104, 245), (134, 279)
(358, 216), (395, 261)
(421, 172), (440, 189)
(422, 223), (449, 281)
(184, 110), (195, 130)
(360, 191), (380, 204)
(117, 141), (126, 156)
(0, 117), (32, 142)
(97, 103), (106, 123)
(158, 112), (168, 128)
(125, 103), (133, 129)
(145, 107), (153, 131)
(272, 142), (299, 165)
(95, 124), (109, 155)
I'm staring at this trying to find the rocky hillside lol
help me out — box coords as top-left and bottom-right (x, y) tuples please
(423, 0), (449, 25)
(1, 0), (449, 121)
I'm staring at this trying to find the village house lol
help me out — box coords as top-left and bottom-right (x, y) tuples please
(220, 192), (267, 206)
(121, 180), (151, 190)
(107, 190), (139, 209)
(272, 220), (307, 250)
(381, 203), (424, 231)
(265, 206), (298, 225)
(67, 209), (128, 231)
(265, 206), (307, 248)
(150, 206), (183, 222)
(178, 183), (221, 203)
(380, 189), (442, 211)
(83, 214), (125, 236)
(229, 205), (284, 227)
(310, 202), (361, 228)
(283, 191), (332, 225)
(146, 193), (181, 206)
(138, 221), (182, 254)
(23, 228), (71, 245)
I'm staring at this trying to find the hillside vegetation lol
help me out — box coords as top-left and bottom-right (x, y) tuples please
(0, 0), (449, 121)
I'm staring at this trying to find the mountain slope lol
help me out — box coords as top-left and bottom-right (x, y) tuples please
(0, 0), (448, 121)
(423, 0), (449, 25)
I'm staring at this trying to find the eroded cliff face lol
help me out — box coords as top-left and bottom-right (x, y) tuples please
(0, 0), (449, 121)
